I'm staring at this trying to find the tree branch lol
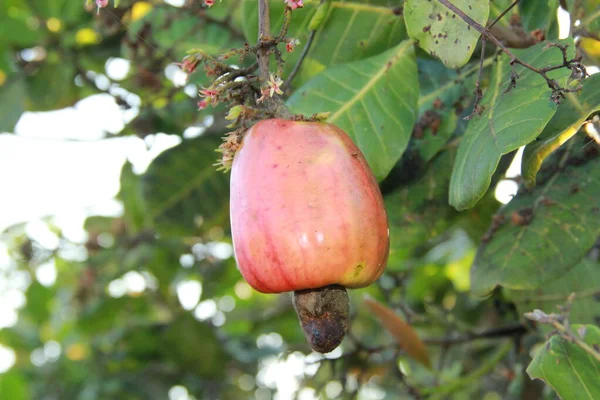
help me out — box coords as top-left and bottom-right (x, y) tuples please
(424, 323), (528, 345)
(437, 0), (586, 103)
(257, 0), (272, 83)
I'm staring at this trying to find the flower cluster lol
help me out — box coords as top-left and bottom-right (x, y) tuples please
(175, 55), (200, 75)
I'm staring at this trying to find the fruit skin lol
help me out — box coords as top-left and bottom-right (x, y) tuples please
(230, 119), (389, 294)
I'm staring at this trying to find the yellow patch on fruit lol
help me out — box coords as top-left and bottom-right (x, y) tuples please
(352, 262), (364, 278)
(75, 28), (101, 46)
(0, 70), (6, 87)
(46, 17), (62, 33)
(313, 149), (336, 165)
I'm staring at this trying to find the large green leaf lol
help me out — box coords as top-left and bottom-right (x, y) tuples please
(527, 324), (600, 400)
(449, 39), (574, 211)
(142, 137), (229, 236)
(242, 0), (406, 87)
(471, 140), (600, 295)
(522, 73), (600, 187)
(508, 258), (600, 326)
(287, 40), (418, 181)
(404, 0), (489, 69)
(519, 0), (559, 33)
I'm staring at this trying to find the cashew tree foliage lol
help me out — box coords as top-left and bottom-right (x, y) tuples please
(0, 0), (599, 399)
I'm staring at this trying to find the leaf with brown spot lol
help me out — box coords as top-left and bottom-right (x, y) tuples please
(404, 0), (489, 68)
(472, 134), (600, 296)
(364, 297), (431, 368)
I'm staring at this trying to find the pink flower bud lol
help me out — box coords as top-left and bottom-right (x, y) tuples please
(284, 0), (303, 10)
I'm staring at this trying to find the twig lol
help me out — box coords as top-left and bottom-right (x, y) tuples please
(424, 323), (528, 345)
(464, 35), (488, 120)
(257, 0), (272, 83)
(422, 341), (513, 399)
(437, 0), (586, 103)
(283, 30), (317, 92)
(525, 305), (600, 363)
(488, 0), (520, 28)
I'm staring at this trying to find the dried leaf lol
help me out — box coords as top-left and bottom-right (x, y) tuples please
(364, 297), (431, 368)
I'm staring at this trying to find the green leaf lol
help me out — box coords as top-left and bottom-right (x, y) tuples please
(471, 139), (600, 295)
(449, 39), (574, 211)
(413, 56), (487, 161)
(519, 0), (559, 32)
(118, 162), (148, 233)
(568, 1), (600, 33)
(241, 0), (407, 87)
(161, 315), (227, 378)
(527, 324), (600, 400)
(0, 371), (30, 400)
(0, 77), (25, 132)
(522, 73), (600, 187)
(404, 0), (489, 69)
(508, 258), (600, 326)
(142, 137), (229, 236)
(385, 148), (457, 267)
(287, 40), (419, 181)
(488, 0), (518, 28)
(25, 55), (78, 111)
(23, 282), (54, 325)
(0, 2), (45, 47)
(124, 6), (246, 61)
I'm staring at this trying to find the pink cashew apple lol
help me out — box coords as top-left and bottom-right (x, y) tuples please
(229, 119), (389, 352)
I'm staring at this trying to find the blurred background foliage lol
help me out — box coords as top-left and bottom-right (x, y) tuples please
(0, 0), (599, 399)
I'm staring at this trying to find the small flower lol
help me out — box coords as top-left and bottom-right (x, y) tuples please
(96, 0), (108, 14)
(284, 0), (303, 10)
(198, 100), (208, 110)
(286, 38), (300, 53)
(204, 0), (214, 7)
(257, 74), (284, 103)
(199, 86), (219, 107)
(256, 87), (270, 104)
(267, 74), (284, 97)
(200, 87), (218, 99)
(175, 56), (199, 74)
